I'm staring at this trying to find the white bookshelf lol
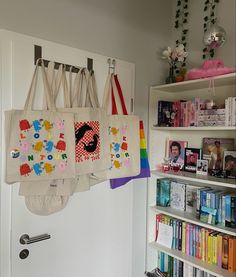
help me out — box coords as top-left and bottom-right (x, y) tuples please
(149, 242), (236, 277)
(147, 73), (236, 276)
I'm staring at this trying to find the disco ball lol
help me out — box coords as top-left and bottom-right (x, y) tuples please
(203, 24), (226, 49)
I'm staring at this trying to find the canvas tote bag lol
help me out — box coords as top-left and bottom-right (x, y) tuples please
(19, 64), (78, 200)
(95, 73), (140, 180)
(110, 75), (150, 188)
(5, 60), (76, 184)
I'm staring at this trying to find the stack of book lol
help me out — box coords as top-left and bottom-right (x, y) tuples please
(156, 214), (236, 273)
(156, 252), (216, 277)
(197, 188), (236, 227)
(225, 97), (236, 126)
(156, 179), (201, 214)
(156, 98), (236, 127)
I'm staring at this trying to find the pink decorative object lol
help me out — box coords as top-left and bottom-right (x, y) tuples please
(186, 59), (236, 80)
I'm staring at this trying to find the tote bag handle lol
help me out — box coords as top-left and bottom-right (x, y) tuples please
(72, 68), (100, 108)
(45, 61), (72, 108)
(102, 73), (127, 115)
(24, 59), (56, 111)
(111, 74), (128, 115)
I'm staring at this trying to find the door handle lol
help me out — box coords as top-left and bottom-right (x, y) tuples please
(20, 233), (51, 245)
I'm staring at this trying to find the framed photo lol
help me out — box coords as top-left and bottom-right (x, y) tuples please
(223, 151), (236, 178)
(168, 140), (188, 169)
(196, 159), (208, 176)
(184, 148), (202, 172)
(202, 138), (234, 171)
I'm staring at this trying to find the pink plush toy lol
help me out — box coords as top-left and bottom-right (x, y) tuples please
(186, 59), (236, 80)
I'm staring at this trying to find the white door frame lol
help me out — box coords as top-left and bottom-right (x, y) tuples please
(0, 29), (12, 277)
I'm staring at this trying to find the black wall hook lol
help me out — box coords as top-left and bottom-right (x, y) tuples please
(34, 45), (93, 73)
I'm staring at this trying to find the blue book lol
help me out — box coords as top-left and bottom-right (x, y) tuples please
(189, 224), (193, 256)
(156, 179), (171, 207)
(160, 252), (165, 272)
(225, 195), (232, 226)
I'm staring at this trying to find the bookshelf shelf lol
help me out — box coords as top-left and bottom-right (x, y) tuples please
(151, 126), (236, 131)
(150, 206), (236, 237)
(151, 170), (236, 189)
(149, 242), (236, 277)
(151, 73), (236, 93)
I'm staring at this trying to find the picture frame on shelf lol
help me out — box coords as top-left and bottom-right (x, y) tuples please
(223, 151), (236, 178)
(184, 148), (202, 173)
(202, 138), (235, 172)
(196, 159), (208, 176)
(168, 140), (188, 170)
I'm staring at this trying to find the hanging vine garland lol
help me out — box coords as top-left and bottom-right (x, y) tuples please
(202, 0), (220, 59)
(174, 0), (189, 74)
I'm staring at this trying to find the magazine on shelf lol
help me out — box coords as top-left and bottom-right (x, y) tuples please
(202, 138), (234, 171)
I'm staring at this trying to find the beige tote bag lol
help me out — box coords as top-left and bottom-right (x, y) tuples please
(5, 61), (76, 184)
(95, 73), (140, 180)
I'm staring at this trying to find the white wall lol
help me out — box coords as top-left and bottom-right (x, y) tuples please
(0, 1), (173, 276)
(171, 0), (236, 69)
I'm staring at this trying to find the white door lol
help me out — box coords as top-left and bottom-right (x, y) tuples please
(0, 30), (135, 277)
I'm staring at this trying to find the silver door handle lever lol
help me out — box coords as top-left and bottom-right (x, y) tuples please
(20, 233), (51, 245)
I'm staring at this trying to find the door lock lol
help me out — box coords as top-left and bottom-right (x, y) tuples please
(19, 249), (29, 259)
(20, 233), (51, 245)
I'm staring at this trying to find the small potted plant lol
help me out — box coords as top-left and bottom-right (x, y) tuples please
(162, 44), (188, 84)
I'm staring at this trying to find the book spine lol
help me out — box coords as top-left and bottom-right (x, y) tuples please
(155, 214), (161, 241)
(232, 97), (236, 126)
(230, 196), (236, 228)
(196, 226), (199, 258)
(228, 237), (234, 272)
(222, 195), (226, 226)
(158, 101), (162, 126)
(172, 220), (176, 249)
(222, 235), (229, 270)
(198, 227), (202, 260)
(182, 222), (186, 254)
(205, 230), (209, 262)
(229, 97), (232, 126)
(225, 98), (229, 126)
(178, 221), (182, 251)
(189, 224), (193, 256)
(193, 225), (196, 257)
(212, 233), (218, 265)
(225, 195), (232, 227)
(217, 233), (223, 267)
(176, 221), (179, 250)
(186, 223), (190, 255)
(201, 228), (205, 261)
(207, 233), (212, 264)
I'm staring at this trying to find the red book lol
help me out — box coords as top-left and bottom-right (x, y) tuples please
(155, 214), (161, 241)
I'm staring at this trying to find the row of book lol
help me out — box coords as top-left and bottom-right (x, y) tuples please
(156, 179), (236, 228)
(157, 98), (236, 127)
(225, 97), (236, 126)
(197, 188), (236, 227)
(156, 252), (216, 277)
(155, 214), (236, 272)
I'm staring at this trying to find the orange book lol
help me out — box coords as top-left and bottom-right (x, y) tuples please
(222, 235), (229, 270)
(228, 237), (236, 272)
